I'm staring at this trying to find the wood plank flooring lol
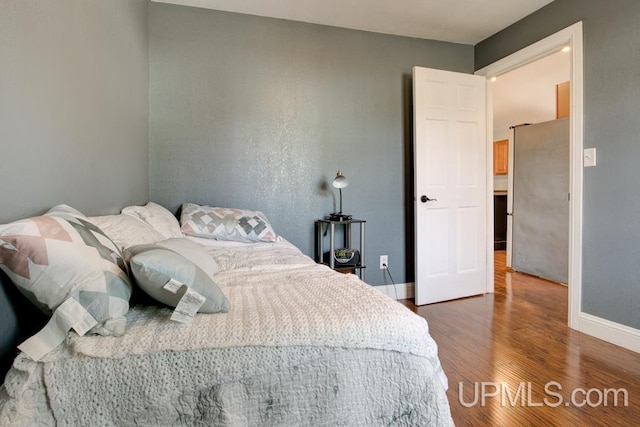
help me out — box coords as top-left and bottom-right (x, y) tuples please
(401, 251), (640, 426)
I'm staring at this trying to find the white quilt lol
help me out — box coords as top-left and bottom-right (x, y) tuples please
(1, 240), (453, 426)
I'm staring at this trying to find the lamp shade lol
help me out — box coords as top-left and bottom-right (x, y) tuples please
(332, 171), (349, 189)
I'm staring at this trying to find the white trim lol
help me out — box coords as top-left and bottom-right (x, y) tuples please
(374, 282), (414, 300)
(485, 78), (495, 294)
(578, 313), (640, 353)
(506, 128), (515, 267)
(475, 22), (584, 331)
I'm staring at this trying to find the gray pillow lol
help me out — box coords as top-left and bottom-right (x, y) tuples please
(156, 238), (219, 278)
(126, 242), (229, 313)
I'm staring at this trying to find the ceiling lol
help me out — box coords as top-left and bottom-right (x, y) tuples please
(152, 0), (554, 45)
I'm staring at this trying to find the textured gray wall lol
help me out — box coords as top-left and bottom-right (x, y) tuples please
(476, 0), (640, 329)
(149, 3), (473, 286)
(0, 0), (149, 377)
(0, 0), (149, 222)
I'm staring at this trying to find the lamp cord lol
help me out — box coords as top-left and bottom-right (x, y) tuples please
(382, 263), (399, 300)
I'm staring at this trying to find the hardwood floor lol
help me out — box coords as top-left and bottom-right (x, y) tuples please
(402, 251), (640, 426)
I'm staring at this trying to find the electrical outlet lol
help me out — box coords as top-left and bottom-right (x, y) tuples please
(380, 255), (388, 270)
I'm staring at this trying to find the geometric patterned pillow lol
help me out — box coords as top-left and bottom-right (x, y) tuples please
(180, 203), (280, 243)
(0, 204), (132, 360)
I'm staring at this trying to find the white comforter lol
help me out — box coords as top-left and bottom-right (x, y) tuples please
(1, 240), (453, 426)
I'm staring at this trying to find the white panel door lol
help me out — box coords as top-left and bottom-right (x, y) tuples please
(413, 67), (487, 305)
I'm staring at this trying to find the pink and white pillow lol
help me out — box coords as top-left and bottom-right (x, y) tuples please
(0, 205), (132, 360)
(180, 203), (280, 243)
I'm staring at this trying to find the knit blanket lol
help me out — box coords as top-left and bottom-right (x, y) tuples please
(1, 241), (452, 426)
(69, 241), (437, 360)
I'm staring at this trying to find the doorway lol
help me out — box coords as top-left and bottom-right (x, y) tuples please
(492, 51), (571, 283)
(476, 22), (584, 329)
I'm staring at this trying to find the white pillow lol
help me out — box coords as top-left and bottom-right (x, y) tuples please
(88, 214), (166, 251)
(121, 202), (183, 239)
(0, 205), (132, 360)
(180, 203), (280, 243)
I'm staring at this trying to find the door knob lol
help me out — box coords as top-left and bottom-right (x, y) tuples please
(420, 195), (437, 203)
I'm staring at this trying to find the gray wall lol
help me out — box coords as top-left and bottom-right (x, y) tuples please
(476, 0), (640, 329)
(0, 0), (149, 377)
(0, 0), (149, 222)
(149, 3), (474, 286)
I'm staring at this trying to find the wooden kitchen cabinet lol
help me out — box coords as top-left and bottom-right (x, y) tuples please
(556, 81), (570, 119)
(493, 139), (508, 175)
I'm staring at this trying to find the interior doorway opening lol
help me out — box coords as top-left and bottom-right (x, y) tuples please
(492, 49), (570, 274)
(476, 22), (584, 329)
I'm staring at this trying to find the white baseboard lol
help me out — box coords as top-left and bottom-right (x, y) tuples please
(373, 282), (414, 300)
(579, 312), (640, 353)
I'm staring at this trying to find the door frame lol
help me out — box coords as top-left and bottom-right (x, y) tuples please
(475, 22), (583, 329)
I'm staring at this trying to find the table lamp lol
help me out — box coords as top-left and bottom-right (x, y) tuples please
(330, 171), (352, 221)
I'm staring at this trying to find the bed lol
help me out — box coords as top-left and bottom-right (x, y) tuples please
(0, 202), (453, 426)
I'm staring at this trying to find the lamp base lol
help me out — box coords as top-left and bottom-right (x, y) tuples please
(328, 213), (352, 221)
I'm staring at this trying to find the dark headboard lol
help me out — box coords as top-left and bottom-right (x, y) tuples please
(0, 271), (47, 380)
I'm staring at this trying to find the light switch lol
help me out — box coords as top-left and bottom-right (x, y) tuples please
(584, 147), (596, 167)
